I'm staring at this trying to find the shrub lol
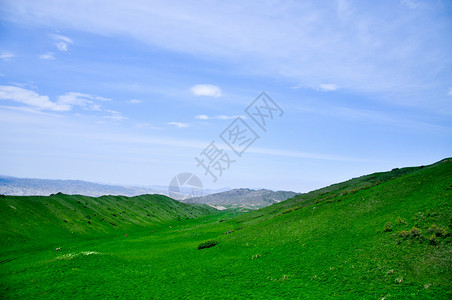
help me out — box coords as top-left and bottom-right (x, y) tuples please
(384, 222), (393, 232)
(395, 216), (407, 225)
(398, 230), (410, 238)
(410, 227), (421, 238)
(428, 225), (449, 237)
(428, 235), (437, 245)
(198, 240), (218, 250)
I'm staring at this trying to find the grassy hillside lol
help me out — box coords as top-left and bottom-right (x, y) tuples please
(1, 159), (451, 299)
(0, 193), (218, 247)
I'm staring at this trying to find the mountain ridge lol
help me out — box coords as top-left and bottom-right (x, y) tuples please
(184, 188), (299, 208)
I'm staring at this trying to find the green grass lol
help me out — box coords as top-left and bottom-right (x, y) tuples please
(1, 159), (451, 299)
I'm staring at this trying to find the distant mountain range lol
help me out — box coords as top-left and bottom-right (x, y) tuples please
(0, 175), (298, 208)
(0, 175), (227, 199)
(0, 175), (155, 197)
(184, 188), (299, 208)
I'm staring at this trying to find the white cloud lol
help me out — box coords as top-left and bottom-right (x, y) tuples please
(127, 99), (141, 104)
(195, 114), (209, 120)
(0, 86), (70, 111)
(0, 85), (113, 112)
(94, 96), (111, 101)
(318, 84), (338, 91)
(190, 84), (222, 97)
(50, 34), (73, 52)
(216, 115), (242, 120)
(50, 34), (73, 44)
(195, 114), (245, 120)
(0, 52), (15, 61)
(39, 52), (55, 60)
(167, 122), (190, 128)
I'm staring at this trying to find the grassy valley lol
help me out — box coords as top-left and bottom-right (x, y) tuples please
(1, 159), (451, 299)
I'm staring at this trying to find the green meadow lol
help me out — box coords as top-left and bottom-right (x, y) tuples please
(1, 159), (451, 299)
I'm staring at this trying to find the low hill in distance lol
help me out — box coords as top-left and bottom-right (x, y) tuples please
(185, 188), (299, 209)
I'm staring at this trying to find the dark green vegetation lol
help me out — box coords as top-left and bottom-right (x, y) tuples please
(1, 159), (451, 299)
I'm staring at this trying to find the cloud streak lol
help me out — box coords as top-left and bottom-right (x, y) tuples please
(167, 122), (190, 128)
(0, 51), (15, 61)
(195, 114), (245, 120)
(39, 52), (55, 60)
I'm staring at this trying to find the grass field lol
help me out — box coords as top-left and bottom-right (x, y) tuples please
(1, 159), (451, 299)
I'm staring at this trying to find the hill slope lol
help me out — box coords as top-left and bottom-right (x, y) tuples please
(1, 159), (451, 299)
(185, 188), (299, 208)
(0, 193), (218, 245)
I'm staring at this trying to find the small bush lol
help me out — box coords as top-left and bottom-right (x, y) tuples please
(198, 240), (218, 250)
(428, 225), (449, 237)
(395, 216), (407, 225)
(398, 230), (410, 238)
(384, 222), (393, 232)
(428, 234), (437, 245)
(410, 227), (421, 238)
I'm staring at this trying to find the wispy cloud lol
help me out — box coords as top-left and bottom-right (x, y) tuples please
(50, 33), (73, 52)
(0, 51), (15, 61)
(318, 83), (338, 91)
(39, 52), (55, 60)
(195, 114), (209, 120)
(126, 99), (141, 104)
(400, 0), (421, 9)
(57, 92), (104, 111)
(190, 84), (222, 97)
(195, 114), (245, 120)
(167, 122), (190, 128)
(448, 87), (452, 96)
(3, 0), (447, 109)
(104, 109), (127, 121)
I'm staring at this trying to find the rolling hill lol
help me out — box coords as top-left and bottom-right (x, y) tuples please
(1, 158), (451, 299)
(0, 193), (218, 245)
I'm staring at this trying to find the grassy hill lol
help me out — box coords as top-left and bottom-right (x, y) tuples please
(1, 159), (451, 299)
(0, 193), (218, 247)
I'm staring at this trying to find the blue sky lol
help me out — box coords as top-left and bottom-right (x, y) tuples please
(0, 0), (451, 192)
